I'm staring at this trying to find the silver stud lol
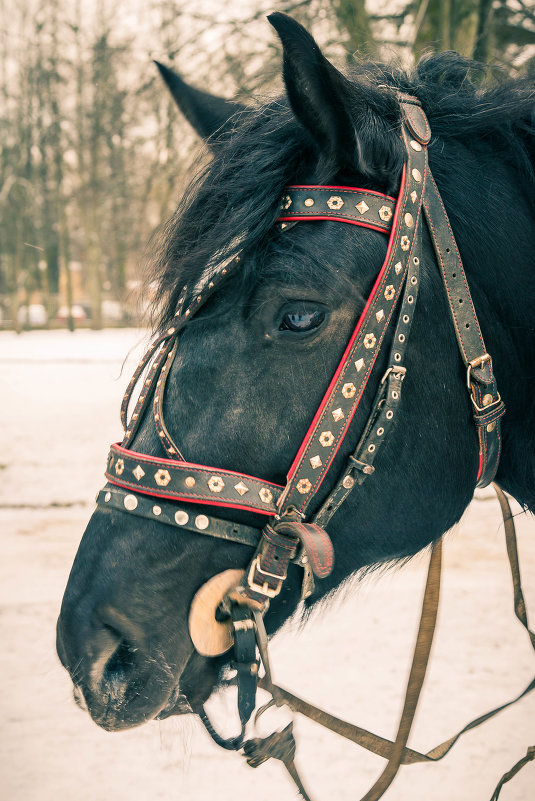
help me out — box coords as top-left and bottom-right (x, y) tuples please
(355, 200), (369, 214)
(412, 168), (422, 182)
(332, 407), (344, 422)
(342, 382), (356, 398)
(482, 394), (493, 407)
(115, 458), (125, 476)
(153, 505), (162, 516)
(410, 140), (422, 151)
(395, 262), (402, 275)
(487, 422), (496, 433)
(304, 198), (314, 207)
(133, 465), (145, 481)
(234, 481), (249, 496)
(310, 455), (322, 469)
(385, 285), (395, 301)
(104, 491), (111, 502)
(296, 478), (312, 494)
(175, 510), (189, 525)
(404, 213), (414, 228)
(342, 476), (355, 489)
(124, 494), (138, 511)
(410, 190), (417, 203)
(401, 236), (411, 251)
(378, 205), (392, 222)
(327, 195), (344, 210)
(185, 476), (196, 488)
(364, 333), (376, 349)
(376, 309), (385, 323)
(355, 358), (365, 372)
(195, 514), (209, 530)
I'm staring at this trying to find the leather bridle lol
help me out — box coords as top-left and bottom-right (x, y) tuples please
(95, 96), (534, 799)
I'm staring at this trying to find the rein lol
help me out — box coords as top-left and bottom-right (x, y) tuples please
(95, 95), (534, 798)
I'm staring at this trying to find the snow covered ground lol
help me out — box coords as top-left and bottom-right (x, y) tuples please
(1, 329), (534, 801)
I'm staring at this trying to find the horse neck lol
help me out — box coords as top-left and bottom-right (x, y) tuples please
(434, 140), (535, 511)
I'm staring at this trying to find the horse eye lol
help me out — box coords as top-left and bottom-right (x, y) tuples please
(279, 309), (326, 333)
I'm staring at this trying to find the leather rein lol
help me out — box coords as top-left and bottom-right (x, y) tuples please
(96, 96), (534, 799)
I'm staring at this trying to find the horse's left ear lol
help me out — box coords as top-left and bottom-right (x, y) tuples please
(154, 61), (246, 144)
(268, 13), (402, 183)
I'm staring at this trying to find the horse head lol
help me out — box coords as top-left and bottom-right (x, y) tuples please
(56, 13), (535, 736)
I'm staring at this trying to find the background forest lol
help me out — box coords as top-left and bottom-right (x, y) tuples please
(1, 0), (533, 330)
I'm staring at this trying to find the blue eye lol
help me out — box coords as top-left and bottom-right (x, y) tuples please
(279, 309), (325, 332)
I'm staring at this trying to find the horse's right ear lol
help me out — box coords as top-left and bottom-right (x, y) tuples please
(154, 61), (246, 144)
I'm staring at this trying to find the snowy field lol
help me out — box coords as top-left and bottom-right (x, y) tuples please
(1, 329), (534, 801)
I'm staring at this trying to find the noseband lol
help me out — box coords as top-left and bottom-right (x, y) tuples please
(94, 97), (533, 799)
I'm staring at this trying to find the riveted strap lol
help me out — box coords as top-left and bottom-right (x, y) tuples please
(106, 443), (282, 515)
(278, 107), (427, 518)
(279, 186), (395, 234)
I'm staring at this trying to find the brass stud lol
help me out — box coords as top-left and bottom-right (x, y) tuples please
(310, 455), (322, 469)
(115, 458), (125, 476)
(281, 195), (292, 210)
(410, 140), (422, 151)
(355, 358), (365, 372)
(195, 514), (209, 530)
(385, 285), (395, 301)
(412, 168), (422, 182)
(342, 476), (355, 489)
(281, 223), (287, 230)
(234, 481), (249, 496)
(327, 195), (344, 210)
(376, 309), (385, 323)
(400, 236), (411, 251)
(185, 476), (196, 488)
(395, 262), (402, 275)
(342, 382), (356, 398)
(133, 465), (145, 481)
(104, 491), (111, 502)
(487, 422), (496, 432)
(304, 198), (314, 207)
(154, 469), (171, 487)
(153, 505), (162, 516)
(404, 213), (414, 228)
(124, 494), (138, 511)
(332, 407), (344, 422)
(296, 478), (312, 494)
(319, 431), (335, 447)
(355, 200), (369, 214)
(208, 476), (225, 493)
(482, 394), (493, 407)
(378, 205), (392, 222)
(259, 487), (273, 504)
(175, 510), (189, 525)
(410, 190), (417, 203)
(364, 333), (376, 349)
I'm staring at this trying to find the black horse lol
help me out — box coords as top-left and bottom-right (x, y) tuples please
(57, 12), (535, 742)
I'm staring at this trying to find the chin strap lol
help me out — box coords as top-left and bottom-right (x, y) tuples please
(198, 485), (534, 801)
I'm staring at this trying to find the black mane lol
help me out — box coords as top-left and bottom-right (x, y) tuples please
(150, 52), (535, 330)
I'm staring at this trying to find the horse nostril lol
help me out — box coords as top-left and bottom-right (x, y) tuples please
(103, 638), (138, 685)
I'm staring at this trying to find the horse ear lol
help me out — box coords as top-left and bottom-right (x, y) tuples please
(154, 61), (246, 143)
(267, 13), (356, 168)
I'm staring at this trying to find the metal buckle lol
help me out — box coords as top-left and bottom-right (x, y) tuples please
(471, 391), (502, 414)
(247, 555), (284, 599)
(381, 365), (406, 384)
(466, 353), (491, 388)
